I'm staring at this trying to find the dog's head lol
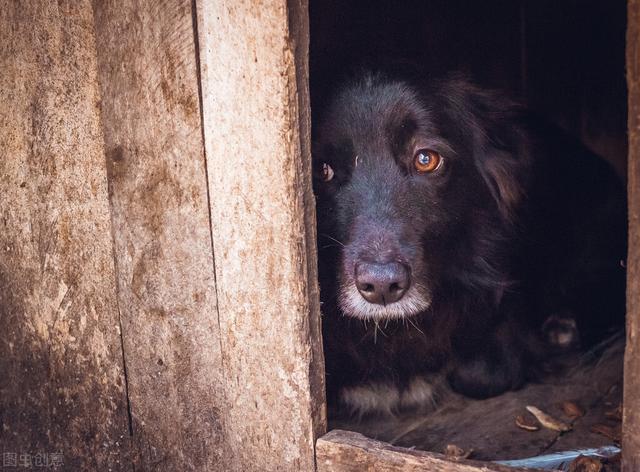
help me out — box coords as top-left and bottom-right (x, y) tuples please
(313, 73), (530, 320)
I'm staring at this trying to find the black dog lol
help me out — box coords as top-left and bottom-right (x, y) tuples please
(313, 72), (626, 416)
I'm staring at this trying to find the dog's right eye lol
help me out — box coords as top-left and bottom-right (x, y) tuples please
(322, 163), (335, 182)
(414, 149), (443, 174)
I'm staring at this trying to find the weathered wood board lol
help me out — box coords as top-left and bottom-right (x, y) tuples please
(196, 0), (327, 470)
(0, 1), (131, 469)
(2, 0), (324, 470)
(92, 0), (231, 470)
(624, 0), (640, 470)
(317, 430), (538, 472)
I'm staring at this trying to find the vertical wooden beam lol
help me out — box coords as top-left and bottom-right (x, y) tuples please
(0, 1), (131, 469)
(92, 1), (231, 470)
(624, 0), (640, 469)
(197, 0), (326, 470)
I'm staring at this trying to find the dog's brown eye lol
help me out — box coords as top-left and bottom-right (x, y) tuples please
(322, 163), (335, 182)
(414, 149), (442, 173)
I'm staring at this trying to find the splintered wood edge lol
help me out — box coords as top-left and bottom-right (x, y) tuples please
(624, 1), (640, 471)
(316, 430), (542, 472)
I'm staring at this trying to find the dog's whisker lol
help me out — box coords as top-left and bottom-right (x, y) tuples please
(407, 316), (425, 336)
(319, 233), (345, 247)
(374, 320), (388, 341)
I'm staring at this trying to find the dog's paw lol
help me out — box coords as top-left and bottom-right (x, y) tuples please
(542, 314), (581, 352)
(339, 376), (440, 417)
(448, 355), (523, 399)
(399, 376), (441, 412)
(340, 382), (400, 417)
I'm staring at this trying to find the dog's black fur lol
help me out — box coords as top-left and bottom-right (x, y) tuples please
(313, 72), (626, 415)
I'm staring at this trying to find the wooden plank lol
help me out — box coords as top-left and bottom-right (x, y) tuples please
(624, 0), (640, 470)
(0, 1), (131, 470)
(317, 430), (540, 472)
(196, 0), (326, 470)
(91, 1), (231, 470)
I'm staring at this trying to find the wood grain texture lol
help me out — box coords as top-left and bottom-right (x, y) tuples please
(316, 430), (539, 472)
(92, 1), (231, 470)
(624, 0), (640, 470)
(0, 1), (131, 469)
(197, 0), (326, 470)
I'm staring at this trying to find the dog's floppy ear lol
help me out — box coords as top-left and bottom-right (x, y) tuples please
(440, 79), (531, 220)
(469, 98), (529, 221)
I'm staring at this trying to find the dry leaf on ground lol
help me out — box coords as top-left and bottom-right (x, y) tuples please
(590, 424), (621, 442)
(561, 401), (585, 419)
(515, 414), (540, 431)
(568, 455), (603, 472)
(526, 405), (572, 432)
(443, 444), (473, 459)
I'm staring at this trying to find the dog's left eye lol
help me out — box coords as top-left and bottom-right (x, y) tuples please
(321, 163), (335, 182)
(414, 149), (443, 174)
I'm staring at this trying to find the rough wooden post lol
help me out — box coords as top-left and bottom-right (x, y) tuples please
(624, 0), (640, 469)
(0, 2), (131, 469)
(92, 1), (231, 470)
(196, 0), (327, 470)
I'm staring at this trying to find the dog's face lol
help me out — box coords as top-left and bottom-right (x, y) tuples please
(313, 74), (526, 320)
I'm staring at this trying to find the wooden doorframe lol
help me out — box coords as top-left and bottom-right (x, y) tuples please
(623, 0), (640, 470)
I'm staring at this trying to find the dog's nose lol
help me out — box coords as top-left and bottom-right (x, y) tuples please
(355, 262), (410, 304)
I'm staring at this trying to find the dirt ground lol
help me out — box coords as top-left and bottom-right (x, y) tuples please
(331, 334), (624, 469)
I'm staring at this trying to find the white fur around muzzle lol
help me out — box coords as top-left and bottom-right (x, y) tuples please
(338, 282), (432, 320)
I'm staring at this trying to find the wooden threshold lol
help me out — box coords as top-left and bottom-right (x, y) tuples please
(316, 430), (541, 472)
